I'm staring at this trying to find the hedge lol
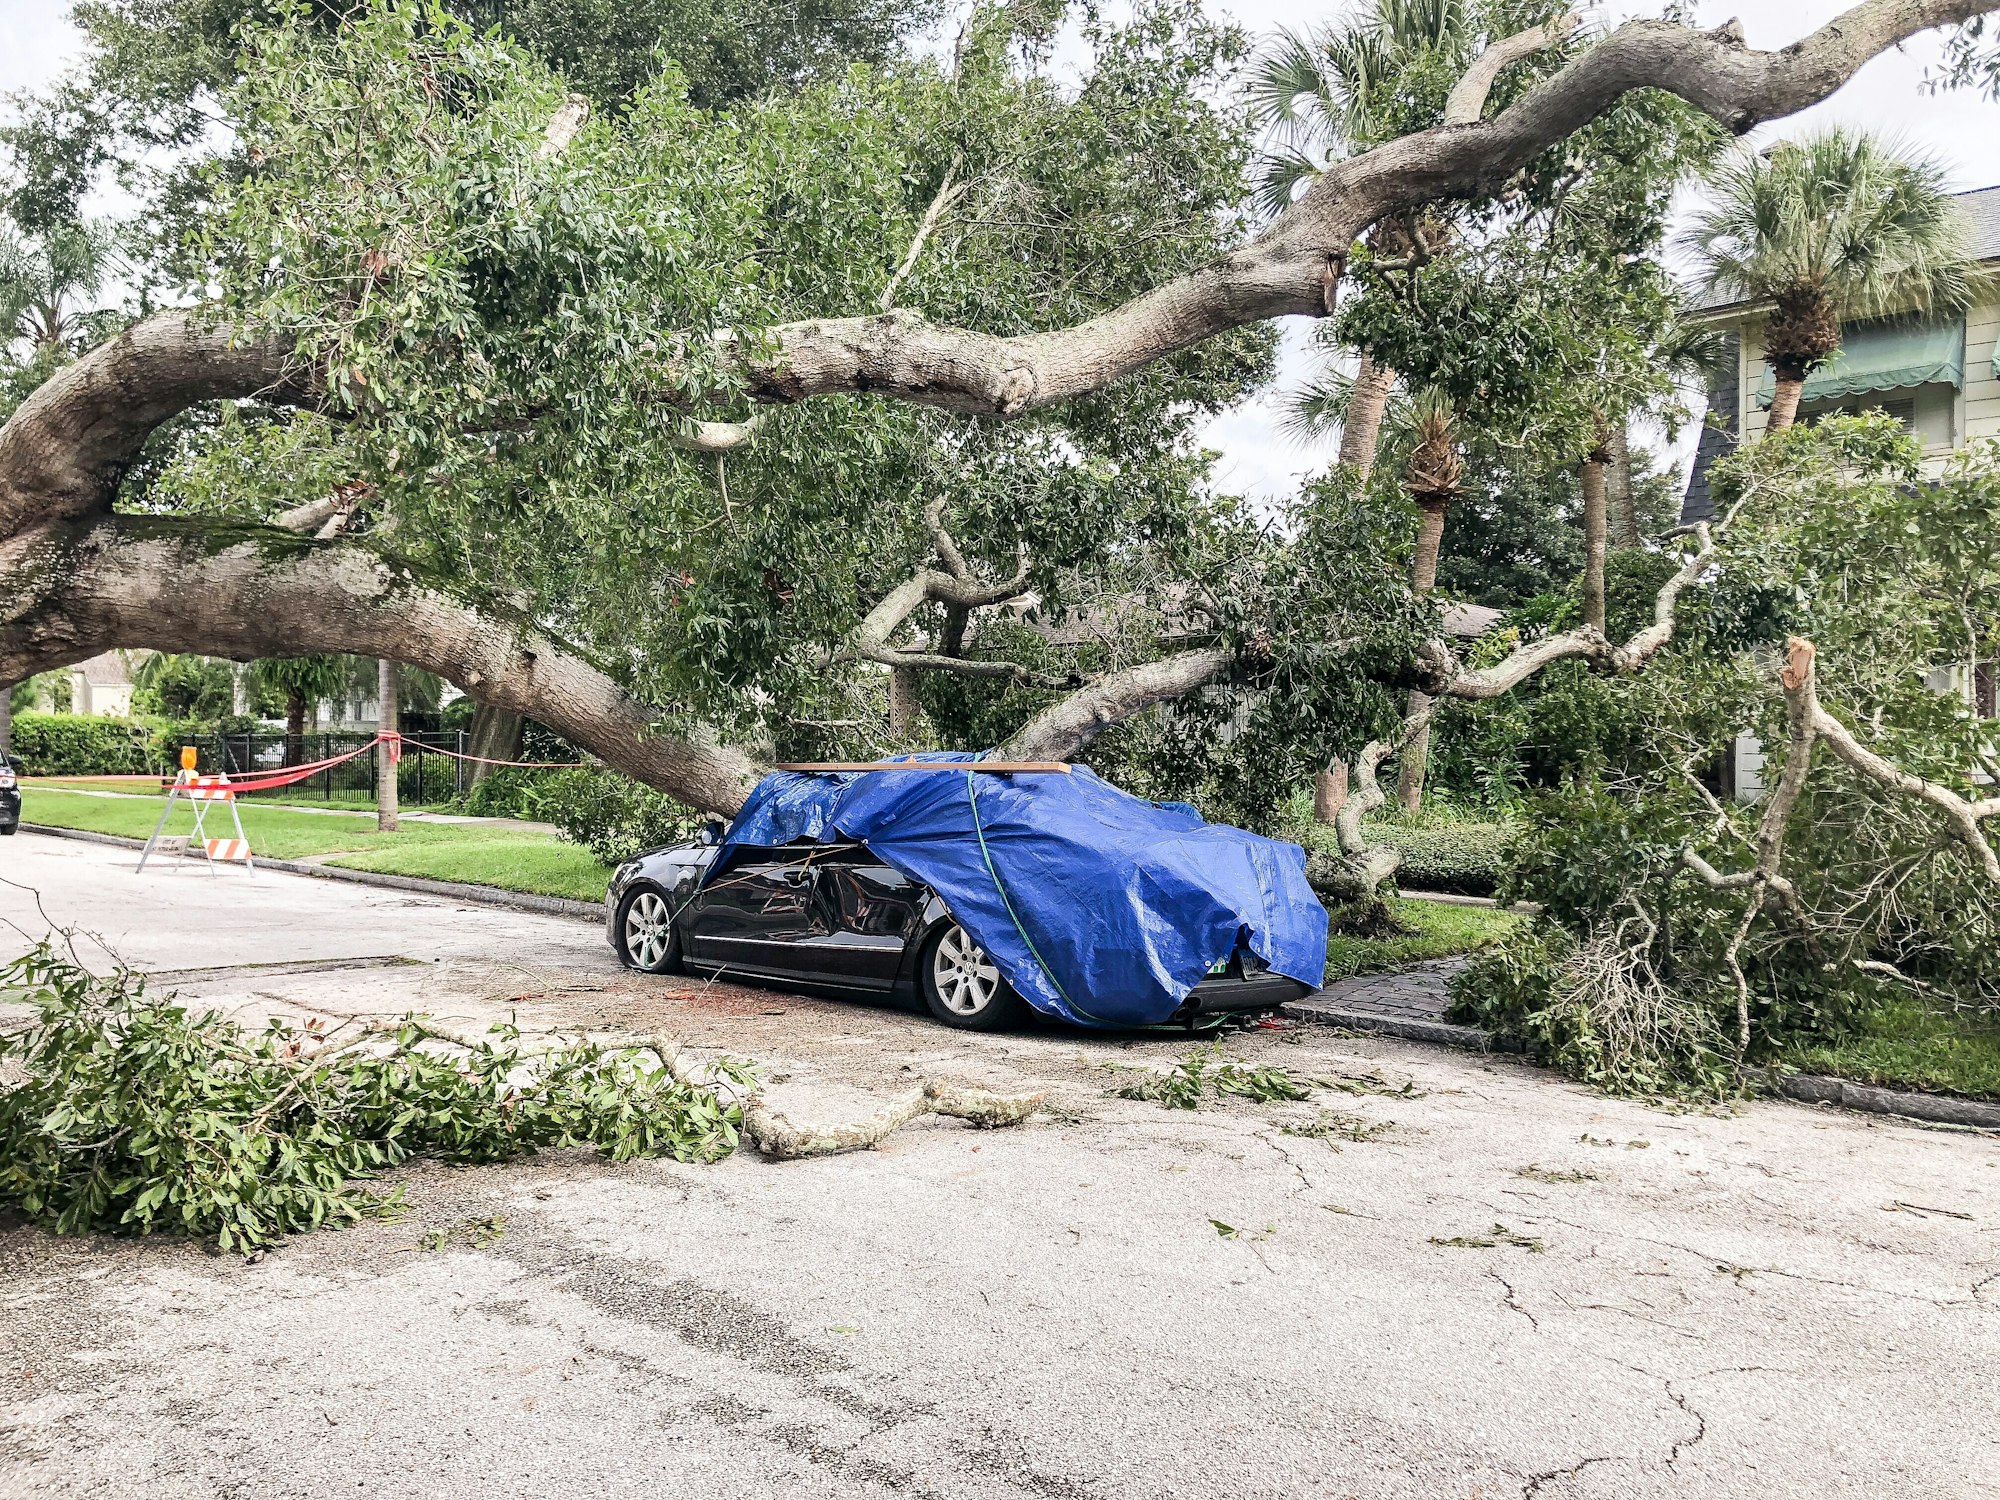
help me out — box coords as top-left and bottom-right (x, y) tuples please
(5, 714), (159, 777)
(1367, 820), (1512, 897)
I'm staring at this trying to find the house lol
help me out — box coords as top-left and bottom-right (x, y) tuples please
(1681, 183), (2000, 794)
(60, 651), (137, 716)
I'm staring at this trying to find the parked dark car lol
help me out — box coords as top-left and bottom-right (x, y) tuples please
(0, 752), (20, 836)
(606, 828), (1313, 1031)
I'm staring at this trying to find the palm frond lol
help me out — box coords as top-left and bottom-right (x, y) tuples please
(1684, 128), (1979, 319)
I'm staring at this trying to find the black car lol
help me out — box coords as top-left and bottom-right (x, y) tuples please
(0, 752), (19, 836)
(606, 827), (1313, 1031)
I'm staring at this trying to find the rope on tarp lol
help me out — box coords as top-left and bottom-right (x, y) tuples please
(963, 768), (1119, 1028)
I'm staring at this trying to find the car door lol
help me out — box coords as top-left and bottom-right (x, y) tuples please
(808, 847), (928, 989)
(681, 844), (829, 978)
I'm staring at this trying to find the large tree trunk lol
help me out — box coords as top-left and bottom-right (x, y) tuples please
(1339, 356), (1397, 479)
(0, 519), (763, 814)
(1607, 420), (1638, 546)
(1580, 443), (1610, 634)
(1396, 498), (1451, 813)
(1765, 366), (1806, 433)
(465, 701), (526, 786)
(377, 657), (399, 832)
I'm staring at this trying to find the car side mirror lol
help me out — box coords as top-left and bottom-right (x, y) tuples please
(697, 820), (724, 847)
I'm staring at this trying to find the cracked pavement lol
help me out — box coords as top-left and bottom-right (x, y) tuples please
(3, 832), (1998, 1499)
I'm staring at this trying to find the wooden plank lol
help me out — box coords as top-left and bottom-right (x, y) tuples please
(774, 761), (1072, 774)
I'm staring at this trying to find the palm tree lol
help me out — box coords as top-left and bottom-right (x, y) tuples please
(1373, 387), (1464, 811)
(1686, 130), (1979, 434)
(252, 655), (352, 764)
(1250, 0), (1475, 480)
(0, 219), (122, 360)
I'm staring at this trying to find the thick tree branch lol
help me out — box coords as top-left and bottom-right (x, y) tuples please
(728, 0), (1987, 416)
(0, 313), (303, 538)
(0, 518), (761, 814)
(1442, 14), (1580, 125)
(999, 646), (1234, 761)
(3, 1), (1976, 543)
(1317, 513), (1732, 903)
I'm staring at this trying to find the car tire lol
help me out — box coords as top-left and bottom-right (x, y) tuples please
(615, 885), (684, 974)
(919, 921), (1028, 1031)
(0, 824), (14, 836)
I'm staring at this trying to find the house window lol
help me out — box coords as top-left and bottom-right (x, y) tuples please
(1978, 660), (1998, 720)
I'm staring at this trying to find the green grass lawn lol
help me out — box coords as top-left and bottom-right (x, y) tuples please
(1323, 896), (1524, 982)
(1783, 1001), (2000, 1102)
(18, 788), (612, 903)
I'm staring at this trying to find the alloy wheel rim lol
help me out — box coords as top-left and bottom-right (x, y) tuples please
(934, 925), (1001, 1015)
(626, 891), (672, 969)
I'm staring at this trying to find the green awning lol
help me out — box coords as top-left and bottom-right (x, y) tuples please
(1755, 317), (1965, 409)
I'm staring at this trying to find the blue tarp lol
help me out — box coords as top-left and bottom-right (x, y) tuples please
(717, 754), (1329, 1028)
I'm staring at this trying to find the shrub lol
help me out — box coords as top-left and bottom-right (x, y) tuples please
(531, 767), (699, 865)
(462, 765), (555, 819)
(6, 713), (157, 776)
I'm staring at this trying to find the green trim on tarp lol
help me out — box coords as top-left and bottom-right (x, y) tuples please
(1755, 317), (1965, 409)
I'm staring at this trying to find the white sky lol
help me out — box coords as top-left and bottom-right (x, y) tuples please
(6, 0), (1997, 498)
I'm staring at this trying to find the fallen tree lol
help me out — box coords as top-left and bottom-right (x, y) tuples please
(2, 0), (1991, 811)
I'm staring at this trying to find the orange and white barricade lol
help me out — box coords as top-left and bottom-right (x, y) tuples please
(137, 750), (255, 874)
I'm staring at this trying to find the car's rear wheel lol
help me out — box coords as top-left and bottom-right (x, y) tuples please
(616, 886), (683, 974)
(920, 921), (1027, 1031)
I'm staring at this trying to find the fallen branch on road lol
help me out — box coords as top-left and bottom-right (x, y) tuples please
(744, 1079), (1046, 1160)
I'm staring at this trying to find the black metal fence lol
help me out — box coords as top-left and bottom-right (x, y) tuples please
(189, 731), (479, 805)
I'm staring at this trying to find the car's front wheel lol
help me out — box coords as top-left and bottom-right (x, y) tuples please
(615, 886), (683, 974)
(920, 921), (1027, 1031)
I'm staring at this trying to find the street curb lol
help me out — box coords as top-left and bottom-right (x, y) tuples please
(1766, 1071), (2000, 1131)
(1290, 988), (2000, 1129)
(16, 822), (604, 924)
(1283, 999), (1521, 1053)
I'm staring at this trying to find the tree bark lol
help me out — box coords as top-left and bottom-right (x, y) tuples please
(1339, 356), (1397, 479)
(1397, 498), (1451, 812)
(999, 647), (1233, 762)
(887, 665), (923, 737)
(377, 657), (399, 832)
(1580, 443), (1610, 634)
(1607, 420), (1638, 546)
(1765, 368), (1805, 433)
(466, 701), (526, 786)
(0, 518), (763, 814)
(284, 692), (307, 766)
(1313, 764), (1348, 825)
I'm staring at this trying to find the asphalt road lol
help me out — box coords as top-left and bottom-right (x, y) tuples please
(1, 831), (1996, 1499)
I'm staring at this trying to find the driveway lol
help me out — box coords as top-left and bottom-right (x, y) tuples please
(1, 831), (1996, 1499)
